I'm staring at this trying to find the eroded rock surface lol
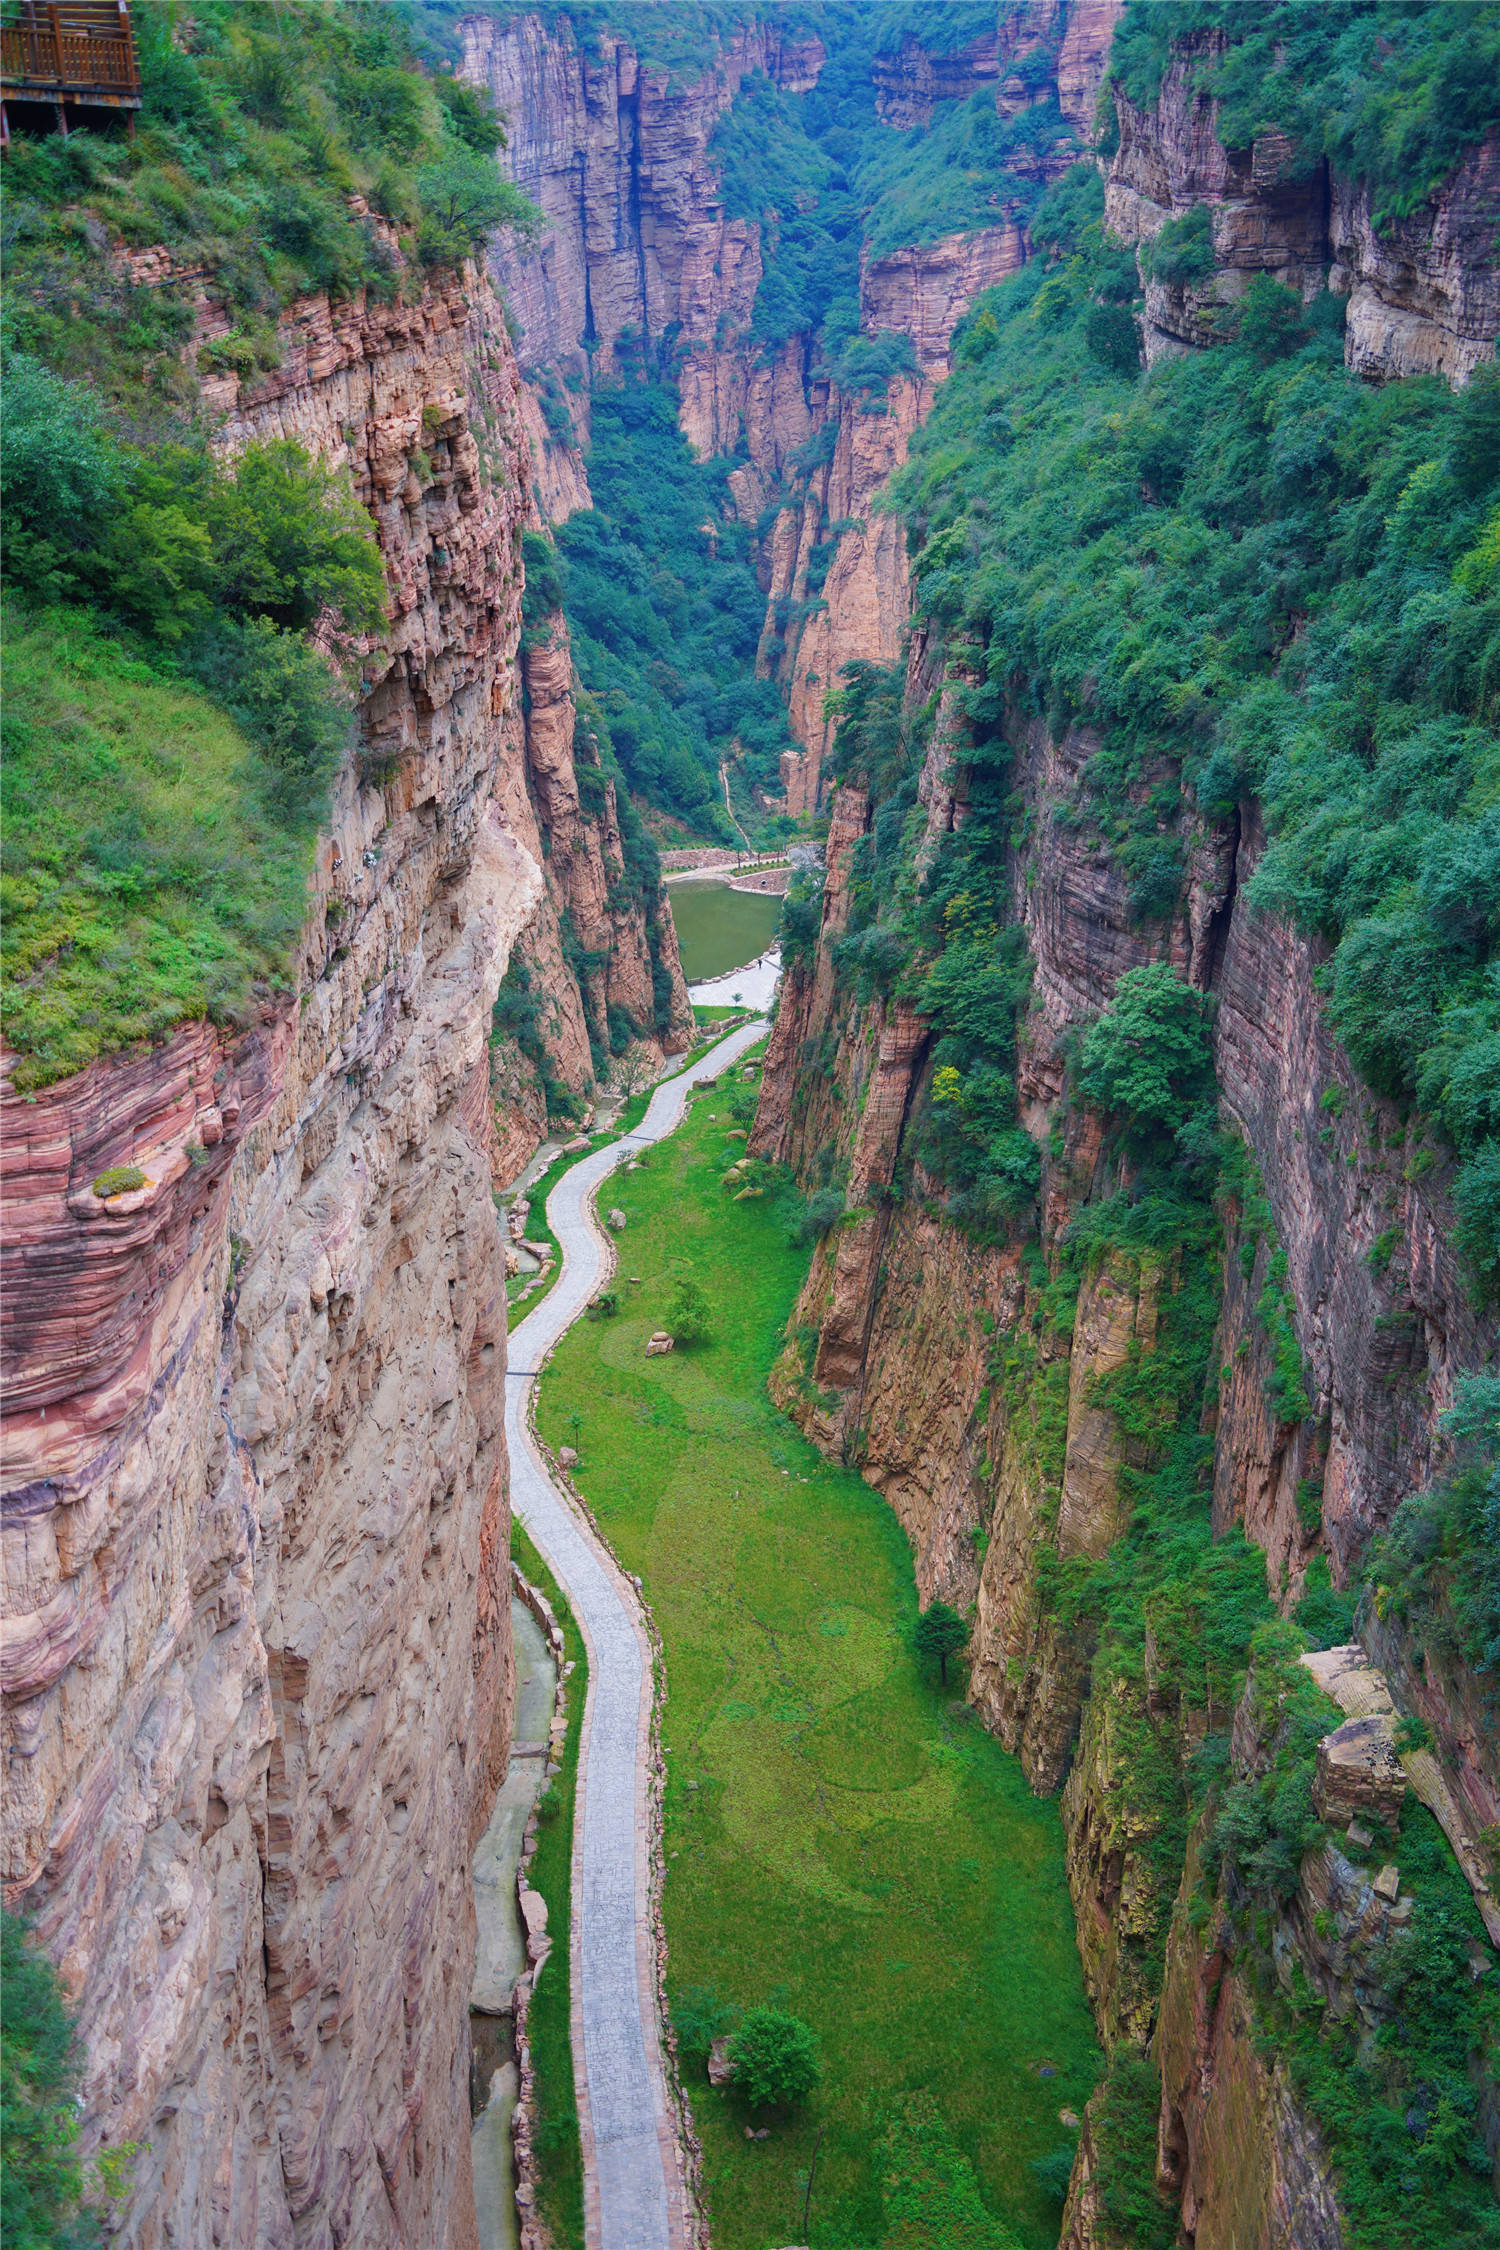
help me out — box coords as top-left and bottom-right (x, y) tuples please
(3, 257), (537, 2250)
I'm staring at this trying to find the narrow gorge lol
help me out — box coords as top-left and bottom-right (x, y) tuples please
(1, 7), (1497, 2250)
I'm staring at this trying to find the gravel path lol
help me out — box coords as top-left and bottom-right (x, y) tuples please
(505, 1022), (768, 2250)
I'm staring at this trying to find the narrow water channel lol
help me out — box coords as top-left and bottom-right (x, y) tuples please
(471, 1597), (559, 2250)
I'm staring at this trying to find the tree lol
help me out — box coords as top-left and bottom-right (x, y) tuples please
(913, 1602), (969, 1688)
(2, 1910), (100, 2247)
(667, 1275), (712, 1347)
(728, 2007), (821, 2111)
(415, 148), (540, 265)
(1075, 962), (1212, 1136)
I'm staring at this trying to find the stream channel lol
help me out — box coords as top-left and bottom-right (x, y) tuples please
(470, 1598), (558, 2250)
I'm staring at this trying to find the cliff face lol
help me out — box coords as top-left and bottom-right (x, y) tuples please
(472, 4), (1122, 814)
(753, 38), (1499, 2249)
(490, 610), (693, 1181)
(2, 261), (536, 2248)
(1105, 32), (1500, 383)
(464, 10), (820, 409)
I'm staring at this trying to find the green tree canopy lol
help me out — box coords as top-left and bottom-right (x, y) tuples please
(913, 1601), (970, 1687)
(728, 2007), (822, 2110)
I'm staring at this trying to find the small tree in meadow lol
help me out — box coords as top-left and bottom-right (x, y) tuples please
(667, 1276), (713, 1348)
(914, 1602), (969, 1688)
(729, 2007), (821, 2112)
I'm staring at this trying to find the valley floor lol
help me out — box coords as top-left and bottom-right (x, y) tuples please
(536, 1082), (1099, 2250)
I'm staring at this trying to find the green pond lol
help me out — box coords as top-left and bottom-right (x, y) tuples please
(668, 880), (782, 983)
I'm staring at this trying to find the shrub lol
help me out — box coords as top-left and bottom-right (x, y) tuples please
(1076, 963), (1213, 1137)
(1453, 1139), (1500, 1298)
(666, 1275), (713, 1347)
(913, 1601), (969, 1687)
(727, 2007), (821, 2110)
(183, 618), (355, 819)
(787, 1186), (845, 1245)
(1, 1911), (104, 2248)
(90, 1167), (147, 1199)
(415, 146), (541, 266)
(1140, 203), (1217, 290)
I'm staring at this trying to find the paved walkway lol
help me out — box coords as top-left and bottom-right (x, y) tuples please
(505, 1022), (768, 2250)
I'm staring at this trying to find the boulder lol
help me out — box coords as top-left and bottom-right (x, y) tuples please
(563, 1136), (590, 1154)
(645, 1335), (674, 1356)
(607, 1208), (627, 1230)
(558, 1446), (578, 1469)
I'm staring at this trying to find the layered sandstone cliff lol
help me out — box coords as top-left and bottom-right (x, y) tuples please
(1105, 30), (1500, 383)
(468, 3), (1122, 816)
(490, 608), (693, 1180)
(752, 38), (1499, 2246)
(2, 258), (539, 2249)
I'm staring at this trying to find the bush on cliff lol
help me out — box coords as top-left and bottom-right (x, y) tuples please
(2, 0), (537, 402)
(894, 159), (1500, 1294)
(1, 1911), (111, 2247)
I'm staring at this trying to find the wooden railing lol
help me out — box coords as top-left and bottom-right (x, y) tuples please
(1, 4), (140, 102)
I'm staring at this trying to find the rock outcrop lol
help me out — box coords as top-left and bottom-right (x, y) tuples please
(2, 256), (537, 2249)
(490, 610), (693, 1180)
(471, 4), (1121, 814)
(1105, 32), (1499, 383)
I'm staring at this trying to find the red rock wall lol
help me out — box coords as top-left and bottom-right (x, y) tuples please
(489, 612), (694, 1183)
(1, 257), (541, 2250)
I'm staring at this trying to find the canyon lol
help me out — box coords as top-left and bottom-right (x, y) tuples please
(0, 205), (688, 2246)
(3, 6), (1496, 2250)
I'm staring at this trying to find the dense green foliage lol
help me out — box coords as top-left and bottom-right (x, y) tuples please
(894, 162), (1500, 1291)
(1, 1913), (105, 2248)
(3, 0), (534, 401)
(1205, 1628), (1500, 2250)
(1370, 1376), (1500, 1688)
(1, 351), (386, 1082)
(1110, 0), (1500, 227)
(728, 2007), (822, 2109)
(553, 382), (800, 822)
(705, 13), (1086, 396)
(1, 2), (541, 1082)
(1, 609), (325, 1088)
(1086, 2054), (1176, 2250)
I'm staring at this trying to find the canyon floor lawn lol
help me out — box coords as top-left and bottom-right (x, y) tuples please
(536, 1086), (1099, 2250)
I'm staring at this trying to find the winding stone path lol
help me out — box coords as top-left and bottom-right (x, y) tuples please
(504, 1022), (768, 2250)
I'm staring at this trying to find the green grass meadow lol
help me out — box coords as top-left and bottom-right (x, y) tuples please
(536, 1079), (1099, 2250)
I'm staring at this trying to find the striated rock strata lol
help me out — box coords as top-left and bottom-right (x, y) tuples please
(2, 258), (539, 2249)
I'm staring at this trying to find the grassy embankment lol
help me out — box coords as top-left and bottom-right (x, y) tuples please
(536, 1076), (1099, 2250)
(510, 1524), (588, 2250)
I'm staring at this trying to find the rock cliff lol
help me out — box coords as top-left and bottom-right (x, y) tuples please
(1105, 31), (1500, 383)
(3, 252), (563, 2247)
(751, 25), (1499, 2248)
(469, 3), (1122, 815)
